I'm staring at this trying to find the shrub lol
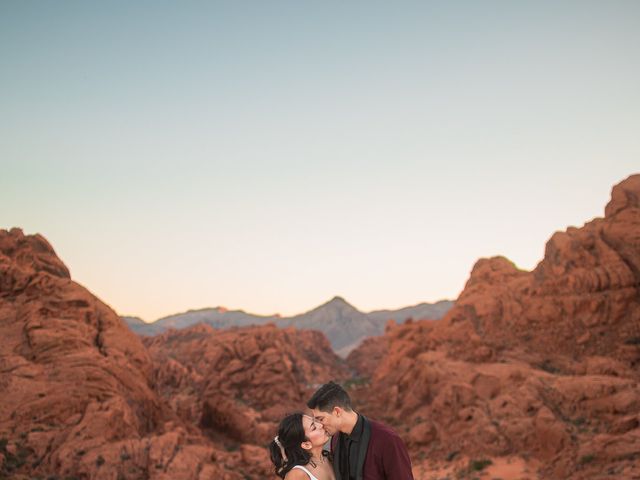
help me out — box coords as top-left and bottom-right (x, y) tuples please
(343, 377), (371, 389)
(469, 459), (492, 471)
(580, 454), (596, 465)
(537, 360), (561, 374)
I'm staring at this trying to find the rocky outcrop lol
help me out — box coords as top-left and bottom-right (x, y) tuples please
(346, 320), (396, 378)
(144, 322), (348, 446)
(0, 228), (253, 479)
(442, 174), (640, 365)
(349, 174), (640, 479)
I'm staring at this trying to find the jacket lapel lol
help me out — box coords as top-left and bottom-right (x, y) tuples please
(356, 416), (371, 480)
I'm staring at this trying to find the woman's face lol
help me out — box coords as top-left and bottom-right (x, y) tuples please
(302, 414), (329, 447)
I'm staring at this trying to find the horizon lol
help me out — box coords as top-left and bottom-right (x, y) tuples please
(2, 2), (639, 321)
(122, 294), (455, 323)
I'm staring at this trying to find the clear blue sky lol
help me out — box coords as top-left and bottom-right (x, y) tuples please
(2, 1), (638, 320)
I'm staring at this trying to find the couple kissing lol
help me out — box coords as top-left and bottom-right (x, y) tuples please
(269, 381), (414, 480)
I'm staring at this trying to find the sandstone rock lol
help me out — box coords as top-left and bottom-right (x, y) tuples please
(346, 334), (388, 379)
(145, 322), (348, 444)
(0, 228), (243, 479)
(348, 174), (640, 479)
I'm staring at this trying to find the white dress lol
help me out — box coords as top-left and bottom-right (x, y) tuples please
(292, 465), (320, 480)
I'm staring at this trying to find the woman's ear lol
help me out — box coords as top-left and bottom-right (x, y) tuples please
(300, 440), (313, 451)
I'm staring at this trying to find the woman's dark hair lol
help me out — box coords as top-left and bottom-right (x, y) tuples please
(269, 413), (312, 478)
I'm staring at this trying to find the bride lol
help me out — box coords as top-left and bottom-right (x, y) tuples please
(269, 412), (336, 480)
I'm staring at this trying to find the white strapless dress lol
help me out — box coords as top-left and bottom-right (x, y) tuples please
(292, 465), (320, 480)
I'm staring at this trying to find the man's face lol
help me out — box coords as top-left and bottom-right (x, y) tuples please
(311, 407), (340, 436)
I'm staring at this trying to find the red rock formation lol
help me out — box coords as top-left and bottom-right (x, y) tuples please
(4, 173), (639, 479)
(144, 322), (348, 446)
(443, 173), (640, 365)
(350, 174), (640, 479)
(345, 320), (395, 378)
(0, 228), (248, 479)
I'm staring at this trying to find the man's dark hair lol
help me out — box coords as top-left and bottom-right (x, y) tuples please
(307, 381), (353, 412)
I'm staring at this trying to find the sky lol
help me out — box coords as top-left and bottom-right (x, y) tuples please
(1, 1), (639, 321)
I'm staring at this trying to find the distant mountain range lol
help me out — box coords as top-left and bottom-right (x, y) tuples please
(122, 297), (454, 356)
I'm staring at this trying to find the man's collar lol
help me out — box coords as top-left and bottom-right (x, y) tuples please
(346, 413), (364, 442)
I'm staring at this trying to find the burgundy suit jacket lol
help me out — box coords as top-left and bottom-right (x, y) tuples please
(330, 416), (414, 480)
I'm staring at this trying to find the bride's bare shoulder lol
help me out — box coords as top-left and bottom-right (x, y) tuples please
(284, 468), (310, 480)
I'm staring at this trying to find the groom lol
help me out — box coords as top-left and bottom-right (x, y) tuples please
(307, 381), (414, 480)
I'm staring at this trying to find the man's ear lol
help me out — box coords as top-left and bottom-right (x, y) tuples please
(333, 406), (342, 417)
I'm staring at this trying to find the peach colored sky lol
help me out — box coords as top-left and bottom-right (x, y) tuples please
(2, 2), (639, 321)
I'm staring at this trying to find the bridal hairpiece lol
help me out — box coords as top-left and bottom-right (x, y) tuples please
(274, 436), (288, 461)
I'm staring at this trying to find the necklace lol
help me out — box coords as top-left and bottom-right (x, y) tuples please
(311, 454), (326, 465)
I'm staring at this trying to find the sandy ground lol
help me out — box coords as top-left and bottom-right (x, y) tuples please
(413, 455), (540, 480)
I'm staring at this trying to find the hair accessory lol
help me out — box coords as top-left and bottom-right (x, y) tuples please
(274, 435), (288, 461)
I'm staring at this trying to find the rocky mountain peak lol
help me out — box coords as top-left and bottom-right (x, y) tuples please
(318, 295), (358, 312)
(0, 227), (71, 282)
(605, 173), (640, 217)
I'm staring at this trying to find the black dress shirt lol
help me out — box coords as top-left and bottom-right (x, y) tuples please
(338, 414), (364, 480)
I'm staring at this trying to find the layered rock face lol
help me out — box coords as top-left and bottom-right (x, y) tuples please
(144, 323), (348, 446)
(349, 174), (640, 479)
(345, 320), (395, 379)
(0, 229), (265, 479)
